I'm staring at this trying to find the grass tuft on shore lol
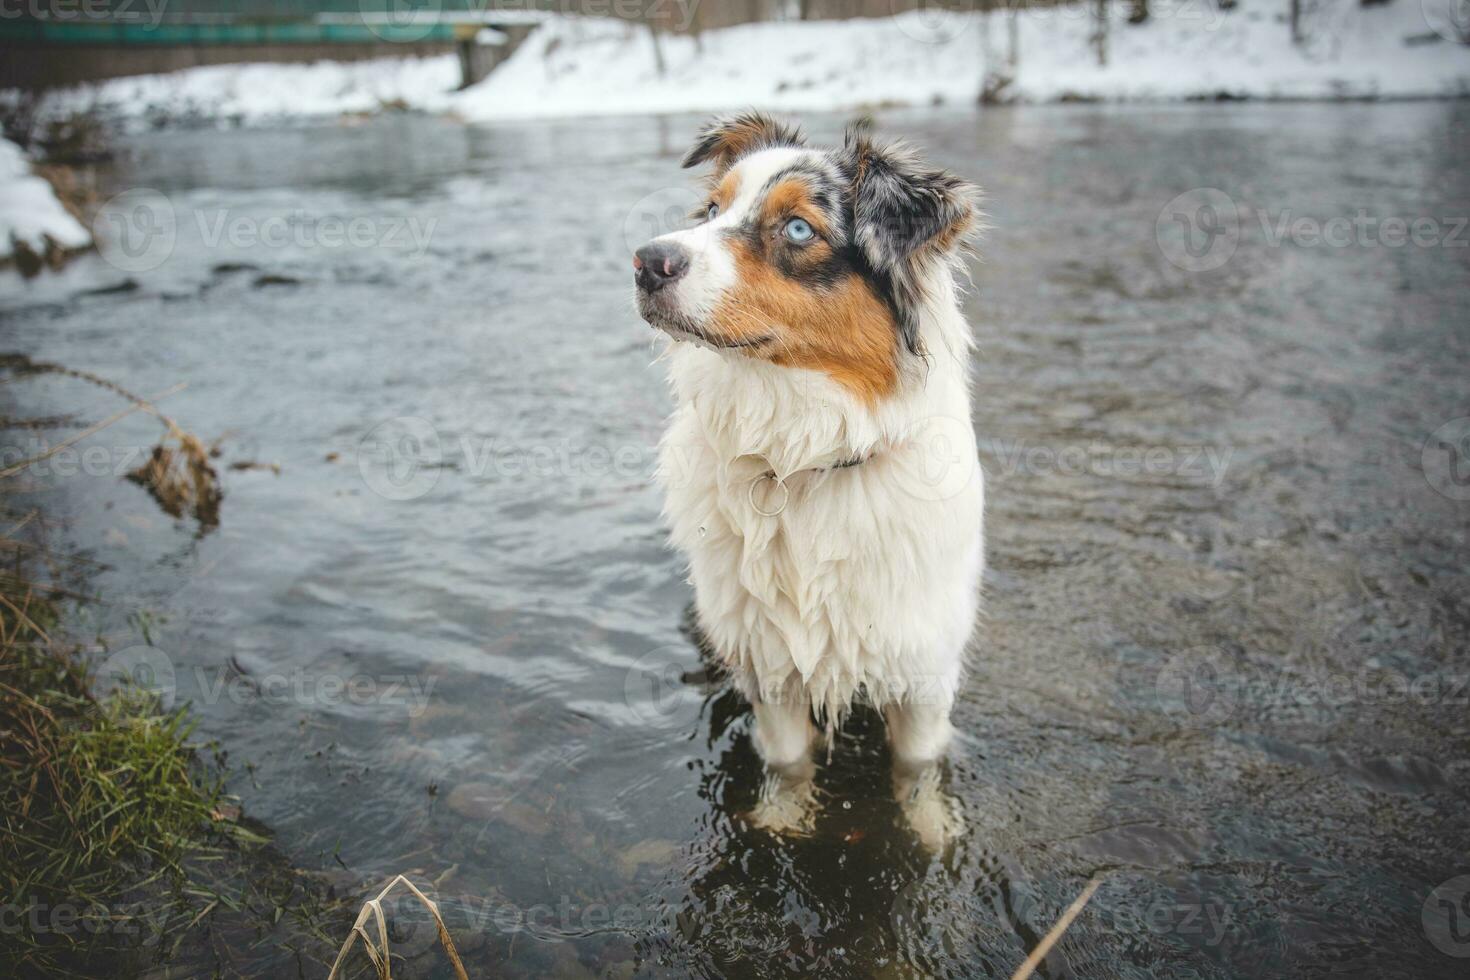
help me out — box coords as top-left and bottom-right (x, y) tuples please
(0, 579), (238, 973)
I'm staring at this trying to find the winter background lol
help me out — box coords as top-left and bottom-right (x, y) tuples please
(4, 0), (1469, 255)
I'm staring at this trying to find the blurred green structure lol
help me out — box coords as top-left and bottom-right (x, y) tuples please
(0, 1), (543, 89)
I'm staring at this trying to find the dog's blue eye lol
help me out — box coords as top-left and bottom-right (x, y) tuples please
(784, 218), (814, 243)
(706, 203), (719, 221)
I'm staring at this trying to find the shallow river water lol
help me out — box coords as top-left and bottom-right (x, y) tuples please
(3, 102), (1469, 979)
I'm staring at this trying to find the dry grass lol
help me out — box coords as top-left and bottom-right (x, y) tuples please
(0, 356), (223, 527)
(125, 427), (222, 526)
(327, 875), (470, 980)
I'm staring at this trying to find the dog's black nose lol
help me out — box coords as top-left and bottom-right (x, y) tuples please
(633, 241), (689, 292)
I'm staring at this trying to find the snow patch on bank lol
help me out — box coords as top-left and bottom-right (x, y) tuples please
(0, 138), (90, 262)
(23, 55), (461, 130)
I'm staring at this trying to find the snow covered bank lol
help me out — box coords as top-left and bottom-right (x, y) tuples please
(0, 138), (90, 264)
(7, 1), (1468, 131)
(453, 2), (1470, 120)
(20, 55), (460, 131)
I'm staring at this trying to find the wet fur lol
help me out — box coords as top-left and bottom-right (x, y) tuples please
(639, 113), (985, 848)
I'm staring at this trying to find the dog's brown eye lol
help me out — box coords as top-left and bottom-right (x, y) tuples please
(706, 203), (719, 221)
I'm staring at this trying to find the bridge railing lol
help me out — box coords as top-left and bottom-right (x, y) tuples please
(0, 1), (548, 45)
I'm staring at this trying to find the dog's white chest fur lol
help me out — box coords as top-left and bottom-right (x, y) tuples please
(656, 282), (985, 729)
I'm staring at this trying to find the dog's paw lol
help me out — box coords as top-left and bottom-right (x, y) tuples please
(745, 774), (819, 837)
(899, 769), (965, 853)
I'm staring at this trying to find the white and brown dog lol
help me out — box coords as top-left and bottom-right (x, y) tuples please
(634, 113), (984, 849)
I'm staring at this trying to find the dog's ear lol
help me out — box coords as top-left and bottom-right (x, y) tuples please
(682, 111), (805, 174)
(842, 127), (980, 355)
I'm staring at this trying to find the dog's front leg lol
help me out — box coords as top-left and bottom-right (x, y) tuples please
(886, 699), (964, 852)
(746, 695), (819, 836)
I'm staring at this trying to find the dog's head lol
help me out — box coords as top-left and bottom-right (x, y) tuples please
(633, 112), (979, 403)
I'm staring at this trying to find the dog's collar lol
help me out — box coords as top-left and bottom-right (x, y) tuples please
(755, 452), (871, 482)
(749, 453), (872, 517)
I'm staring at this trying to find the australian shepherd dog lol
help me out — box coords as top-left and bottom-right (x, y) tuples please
(634, 113), (984, 850)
